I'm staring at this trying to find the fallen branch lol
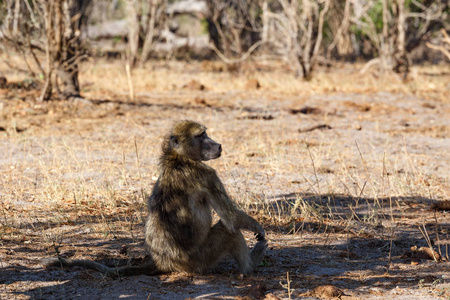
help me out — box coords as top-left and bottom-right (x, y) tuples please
(298, 124), (332, 133)
(426, 29), (450, 60)
(208, 40), (263, 64)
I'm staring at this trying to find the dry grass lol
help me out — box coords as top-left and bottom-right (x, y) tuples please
(0, 56), (449, 299)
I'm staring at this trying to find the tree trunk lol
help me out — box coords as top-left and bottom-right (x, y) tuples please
(39, 0), (55, 101)
(57, 64), (80, 98)
(38, 0), (84, 100)
(393, 0), (409, 76)
(139, 0), (159, 67)
(55, 0), (80, 98)
(126, 0), (140, 67)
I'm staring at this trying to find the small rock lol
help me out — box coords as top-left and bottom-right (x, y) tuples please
(422, 102), (435, 109)
(352, 122), (362, 130)
(338, 250), (359, 259)
(411, 245), (442, 261)
(0, 76), (7, 88)
(184, 80), (205, 91)
(119, 244), (128, 255)
(235, 297), (253, 300)
(264, 293), (281, 300)
(193, 97), (210, 107)
(245, 79), (261, 89)
(301, 285), (345, 299)
(249, 283), (267, 299)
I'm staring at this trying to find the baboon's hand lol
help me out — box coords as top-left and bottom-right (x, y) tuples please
(255, 233), (265, 241)
(237, 211), (265, 240)
(254, 224), (265, 241)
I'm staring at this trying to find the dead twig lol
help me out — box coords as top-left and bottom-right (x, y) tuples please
(298, 124), (332, 133)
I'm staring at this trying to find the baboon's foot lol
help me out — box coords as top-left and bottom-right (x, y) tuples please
(250, 239), (268, 269)
(237, 239), (268, 275)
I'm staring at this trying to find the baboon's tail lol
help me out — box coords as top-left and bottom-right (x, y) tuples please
(41, 257), (163, 278)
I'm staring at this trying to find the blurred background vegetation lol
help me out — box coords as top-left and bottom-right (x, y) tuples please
(0, 0), (448, 100)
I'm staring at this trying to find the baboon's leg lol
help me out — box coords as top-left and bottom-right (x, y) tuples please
(194, 221), (267, 275)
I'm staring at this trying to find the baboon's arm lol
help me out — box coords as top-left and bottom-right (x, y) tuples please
(208, 178), (265, 239)
(41, 257), (162, 277)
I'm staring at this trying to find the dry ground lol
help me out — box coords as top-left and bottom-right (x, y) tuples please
(0, 58), (449, 299)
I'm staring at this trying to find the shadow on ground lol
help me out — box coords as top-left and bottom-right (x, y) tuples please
(2, 194), (449, 299)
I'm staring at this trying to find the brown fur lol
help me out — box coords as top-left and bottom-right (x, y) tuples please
(42, 120), (267, 277)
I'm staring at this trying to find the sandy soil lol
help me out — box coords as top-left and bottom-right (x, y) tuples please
(0, 61), (449, 299)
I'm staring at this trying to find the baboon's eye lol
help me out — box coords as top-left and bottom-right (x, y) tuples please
(170, 135), (180, 148)
(196, 132), (207, 139)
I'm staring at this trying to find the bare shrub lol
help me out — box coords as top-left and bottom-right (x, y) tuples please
(125, 0), (168, 67)
(426, 29), (450, 60)
(206, 0), (262, 59)
(263, 0), (331, 80)
(0, 0), (89, 100)
(353, 0), (449, 76)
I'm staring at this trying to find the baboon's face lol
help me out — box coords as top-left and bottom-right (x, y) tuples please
(170, 121), (222, 161)
(193, 131), (222, 161)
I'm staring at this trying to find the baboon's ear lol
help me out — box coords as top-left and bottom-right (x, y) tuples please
(170, 135), (180, 149)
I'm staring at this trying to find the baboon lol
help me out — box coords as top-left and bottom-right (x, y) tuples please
(42, 120), (267, 277)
